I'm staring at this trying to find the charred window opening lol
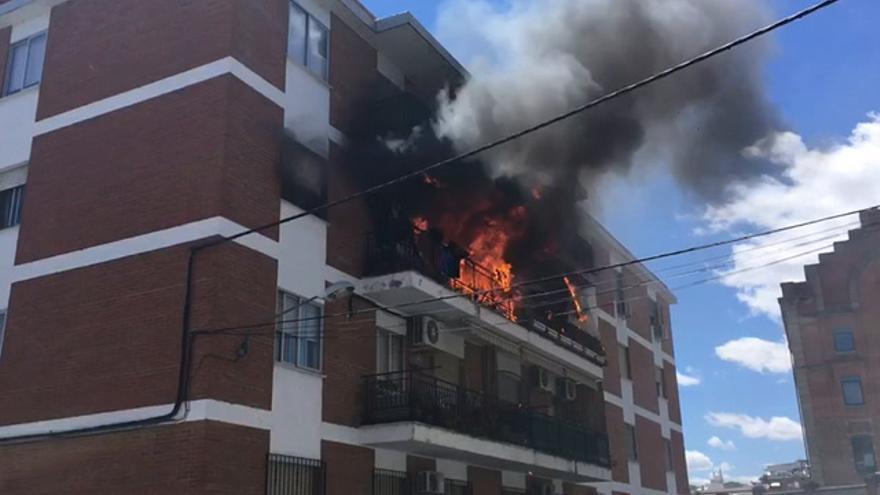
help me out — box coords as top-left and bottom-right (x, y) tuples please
(281, 137), (328, 215)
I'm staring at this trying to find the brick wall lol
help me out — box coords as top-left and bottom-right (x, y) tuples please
(323, 441), (375, 495)
(605, 402), (629, 483)
(664, 362), (683, 425)
(18, 76), (282, 264)
(671, 430), (689, 494)
(635, 415), (666, 492)
(329, 12), (377, 133)
(37, 0), (286, 119)
(0, 420), (269, 495)
(322, 296), (378, 425)
(0, 242), (276, 425)
(600, 318), (621, 397)
(326, 142), (372, 276)
(629, 339), (659, 414)
(469, 466), (502, 495)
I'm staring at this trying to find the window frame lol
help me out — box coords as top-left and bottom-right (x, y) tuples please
(3, 31), (48, 97)
(841, 376), (865, 406)
(851, 435), (877, 474)
(376, 328), (404, 375)
(619, 344), (633, 380)
(275, 289), (323, 371)
(664, 437), (674, 472)
(833, 328), (855, 353)
(625, 423), (639, 461)
(0, 310), (7, 361)
(0, 185), (24, 229)
(288, 1), (330, 81)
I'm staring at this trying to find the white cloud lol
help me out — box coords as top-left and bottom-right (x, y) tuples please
(706, 412), (803, 441)
(703, 114), (880, 319)
(708, 436), (736, 451)
(715, 337), (791, 373)
(687, 450), (714, 472)
(677, 370), (701, 387)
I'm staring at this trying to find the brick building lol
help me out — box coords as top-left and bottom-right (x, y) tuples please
(0, 0), (688, 494)
(781, 209), (880, 487)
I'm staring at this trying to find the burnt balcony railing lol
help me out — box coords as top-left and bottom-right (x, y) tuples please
(362, 371), (611, 467)
(364, 231), (605, 362)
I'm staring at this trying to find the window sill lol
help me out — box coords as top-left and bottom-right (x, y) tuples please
(0, 85), (39, 103)
(287, 57), (332, 90)
(275, 360), (324, 378)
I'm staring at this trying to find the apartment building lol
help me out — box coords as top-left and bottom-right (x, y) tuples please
(781, 209), (880, 487)
(0, 1), (688, 494)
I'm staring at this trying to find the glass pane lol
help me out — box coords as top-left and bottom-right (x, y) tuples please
(298, 303), (321, 369)
(288, 3), (307, 64)
(389, 334), (403, 372)
(0, 312), (6, 358)
(4, 42), (27, 95)
(307, 20), (328, 80)
(843, 379), (864, 405)
(835, 331), (854, 352)
(377, 331), (389, 373)
(24, 33), (46, 87)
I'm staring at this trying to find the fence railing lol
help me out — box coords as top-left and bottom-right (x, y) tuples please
(363, 371), (611, 467)
(266, 454), (326, 495)
(372, 470), (471, 495)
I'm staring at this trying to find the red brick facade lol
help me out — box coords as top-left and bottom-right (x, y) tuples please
(0, 421), (269, 495)
(781, 210), (880, 486)
(323, 441), (375, 495)
(635, 414), (667, 492)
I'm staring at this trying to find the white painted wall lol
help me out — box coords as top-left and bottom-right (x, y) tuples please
(0, 90), (38, 170)
(283, 0), (332, 157)
(277, 201), (328, 299)
(374, 448), (407, 471)
(270, 365), (323, 459)
(436, 458), (468, 482)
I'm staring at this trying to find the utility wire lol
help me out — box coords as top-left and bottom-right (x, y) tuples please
(194, 209), (873, 337)
(199, 0), (842, 249)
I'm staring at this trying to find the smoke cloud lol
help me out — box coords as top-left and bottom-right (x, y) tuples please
(432, 0), (781, 202)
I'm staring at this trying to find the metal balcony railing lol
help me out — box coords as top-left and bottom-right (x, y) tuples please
(362, 371), (611, 467)
(364, 231), (606, 362)
(266, 454), (325, 495)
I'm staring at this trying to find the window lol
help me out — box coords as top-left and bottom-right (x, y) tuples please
(445, 479), (470, 495)
(497, 370), (522, 404)
(619, 344), (632, 380)
(3, 32), (47, 96)
(288, 2), (329, 80)
(656, 366), (667, 399)
(276, 290), (322, 370)
(266, 453), (325, 495)
(665, 437), (674, 471)
(651, 299), (664, 340)
(625, 423), (638, 461)
(834, 329), (855, 353)
(852, 436), (877, 474)
(615, 270), (628, 318)
(0, 311), (6, 361)
(842, 376), (865, 406)
(376, 329), (404, 374)
(0, 186), (24, 229)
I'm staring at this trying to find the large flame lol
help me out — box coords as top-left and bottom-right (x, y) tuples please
(563, 276), (589, 323)
(456, 222), (517, 320)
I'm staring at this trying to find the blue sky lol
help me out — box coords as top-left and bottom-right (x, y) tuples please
(362, 0), (880, 483)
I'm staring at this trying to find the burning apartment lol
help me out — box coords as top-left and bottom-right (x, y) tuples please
(0, 0), (690, 494)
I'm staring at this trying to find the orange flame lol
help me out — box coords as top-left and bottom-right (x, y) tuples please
(563, 276), (589, 323)
(450, 220), (518, 320)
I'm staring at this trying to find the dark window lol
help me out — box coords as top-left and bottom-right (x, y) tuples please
(852, 436), (877, 474)
(276, 290), (322, 370)
(288, 2), (329, 80)
(281, 137), (328, 214)
(266, 454), (325, 495)
(625, 423), (638, 461)
(656, 367), (667, 399)
(3, 32), (46, 96)
(0, 311), (6, 361)
(0, 186), (24, 229)
(651, 299), (664, 340)
(615, 270), (628, 318)
(842, 376), (865, 406)
(665, 437), (674, 471)
(445, 479), (470, 495)
(619, 344), (632, 380)
(834, 329), (855, 353)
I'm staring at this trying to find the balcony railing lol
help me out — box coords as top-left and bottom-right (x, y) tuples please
(362, 371), (610, 467)
(364, 231), (605, 362)
(266, 454), (325, 495)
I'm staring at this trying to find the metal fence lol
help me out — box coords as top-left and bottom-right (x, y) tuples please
(372, 470), (473, 495)
(266, 454), (326, 495)
(363, 371), (611, 467)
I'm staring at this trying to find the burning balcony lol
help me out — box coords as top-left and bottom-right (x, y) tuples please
(361, 224), (605, 369)
(361, 370), (611, 482)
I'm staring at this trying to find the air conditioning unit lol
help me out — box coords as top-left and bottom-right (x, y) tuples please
(557, 377), (578, 401)
(410, 316), (443, 349)
(415, 471), (445, 495)
(533, 366), (554, 393)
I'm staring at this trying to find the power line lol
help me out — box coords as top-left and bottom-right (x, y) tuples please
(201, 0), (842, 248)
(193, 208), (874, 337)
